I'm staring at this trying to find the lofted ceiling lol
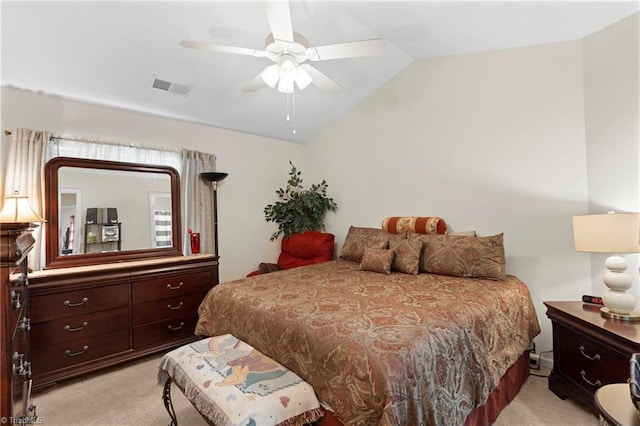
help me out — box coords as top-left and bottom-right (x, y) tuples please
(2, 1), (638, 144)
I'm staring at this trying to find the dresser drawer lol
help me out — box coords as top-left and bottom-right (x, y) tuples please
(557, 326), (629, 392)
(132, 270), (213, 304)
(30, 307), (130, 350)
(30, 283), (129, 323)
(132, 292), (206, 326)
(132, 315), (198, 349)
(31, 329), (130, 376)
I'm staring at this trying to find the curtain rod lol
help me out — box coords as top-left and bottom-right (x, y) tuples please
(6, 130), (178, 152)
(5, 130), (210, 157)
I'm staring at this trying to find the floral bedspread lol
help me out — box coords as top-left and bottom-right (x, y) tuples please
(195, 260), (540, 426)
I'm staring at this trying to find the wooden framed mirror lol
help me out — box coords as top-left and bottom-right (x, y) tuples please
(45, 157), (182, 268)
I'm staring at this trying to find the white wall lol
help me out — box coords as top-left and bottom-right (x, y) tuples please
(583, 13), (640, 302)
(0, 86), (305, 282)
(306, 40), (592, 357)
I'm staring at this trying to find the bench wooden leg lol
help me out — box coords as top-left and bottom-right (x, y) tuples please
(162, 378), (178, 426)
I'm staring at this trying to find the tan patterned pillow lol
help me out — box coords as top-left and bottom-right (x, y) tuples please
(390, 238), (421, 275)
(359, 248), (393, 274)
(340, 226), (395, 262)
(416, 233), (506, 280)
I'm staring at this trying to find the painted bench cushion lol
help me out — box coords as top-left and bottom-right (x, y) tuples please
(158, 335), (322, 426)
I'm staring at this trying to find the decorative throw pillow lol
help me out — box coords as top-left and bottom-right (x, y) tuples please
(418, 233), (506, 280)
(390, 238), (421, 275)
(381, 216), (447, 234)
(359, 248), (393, 274)
(340, 226), (392, 262)
(258, 263), (281, 274)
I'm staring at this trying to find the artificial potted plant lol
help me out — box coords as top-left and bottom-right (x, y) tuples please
(264, 161), (338, 241)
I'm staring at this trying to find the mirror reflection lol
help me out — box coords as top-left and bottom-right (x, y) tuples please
(57, 167), (172, 256)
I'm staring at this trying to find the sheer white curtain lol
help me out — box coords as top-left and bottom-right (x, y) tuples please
(180, 149), (216, 255)
(3, 129), (48, 270)
(49, 137), (182, 171)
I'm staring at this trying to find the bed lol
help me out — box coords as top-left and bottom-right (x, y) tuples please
(195, 221), (541, 425)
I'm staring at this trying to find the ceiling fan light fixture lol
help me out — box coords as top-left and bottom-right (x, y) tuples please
(279, 58), (297, 84)
(295, 67), (312, 90)
(261, 64), (280, 88)
(278, 79), (294, 93)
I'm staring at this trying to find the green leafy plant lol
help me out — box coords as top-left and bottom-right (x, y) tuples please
(264, 161), (338, 241)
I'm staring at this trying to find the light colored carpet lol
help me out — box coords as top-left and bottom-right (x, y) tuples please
(32, 354), (597, 425)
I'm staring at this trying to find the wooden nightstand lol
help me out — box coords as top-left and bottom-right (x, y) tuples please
(545, 301), (640, 413)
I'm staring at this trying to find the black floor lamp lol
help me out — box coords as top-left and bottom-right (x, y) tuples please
(200, 172), (228, 256)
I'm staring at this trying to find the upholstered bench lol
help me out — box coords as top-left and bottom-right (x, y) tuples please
(158, 334), (323, 426)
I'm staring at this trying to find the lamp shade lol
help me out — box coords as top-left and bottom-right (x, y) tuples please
(200, 172), (228, 183)
(573, 213), (640, 253)
(0, 192), (45, 224)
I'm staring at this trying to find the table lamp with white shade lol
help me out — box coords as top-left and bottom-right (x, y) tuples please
(572, 212), (640, 321)
(0, 191), (45, 226)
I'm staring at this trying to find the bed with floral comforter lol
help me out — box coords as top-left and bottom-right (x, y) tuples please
(195, 257), (540, 426)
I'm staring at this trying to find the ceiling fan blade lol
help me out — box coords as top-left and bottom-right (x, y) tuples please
(300, 64), (342, 94)
(263, 1), (294, 43)
(242, 72), (268, 92)
(307, 39), (385, 61)
(180, 40), (269, 58)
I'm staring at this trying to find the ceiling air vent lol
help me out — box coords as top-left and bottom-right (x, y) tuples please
(152, 78), (192, 96)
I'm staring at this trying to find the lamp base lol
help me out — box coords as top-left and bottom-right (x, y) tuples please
(601, 307), (640, 322)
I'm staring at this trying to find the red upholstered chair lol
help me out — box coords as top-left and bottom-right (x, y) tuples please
(248, 231), (335, 276)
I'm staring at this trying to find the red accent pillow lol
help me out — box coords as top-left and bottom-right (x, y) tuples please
(277, 231), (335, 270)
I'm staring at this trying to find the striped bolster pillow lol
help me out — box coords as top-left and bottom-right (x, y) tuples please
(381, 216), (447, 234)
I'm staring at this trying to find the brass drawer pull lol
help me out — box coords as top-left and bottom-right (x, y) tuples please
(64, 322), (89, 332)
(579, 345), (601, 361)
(166, 282), (184, 290)
(580, 370), (601, 387)
(64, 297), (88, 307)
(65, 346), (89, 357)
(11, 290), (21, 310)
(167, 302), (184, 311)
(167, 322), (185, 331)
(19, 317), (31, 332)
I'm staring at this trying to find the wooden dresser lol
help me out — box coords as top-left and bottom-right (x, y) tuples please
(1, 224), (37, 421)
(27, 254), (218, 389)
(545, 301), (640, 413)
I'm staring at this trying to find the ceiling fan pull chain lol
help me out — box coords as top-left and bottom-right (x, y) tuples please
(292, 89), (296, 134)
(286, 92), (291, 122)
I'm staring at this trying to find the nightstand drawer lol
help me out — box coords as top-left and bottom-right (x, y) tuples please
(557, 326), (629, 390)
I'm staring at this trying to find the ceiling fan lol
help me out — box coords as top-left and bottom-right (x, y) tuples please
(180, 1), (385, 94)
